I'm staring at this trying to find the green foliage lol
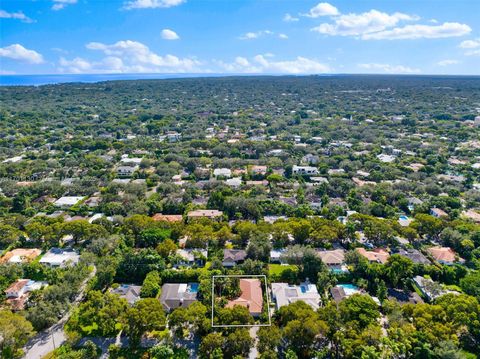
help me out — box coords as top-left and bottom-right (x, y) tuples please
(140, 270), (161, 298)
(0, 310), (35, 359)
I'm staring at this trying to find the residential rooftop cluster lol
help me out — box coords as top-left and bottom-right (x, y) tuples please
(0, 76), (479, 358)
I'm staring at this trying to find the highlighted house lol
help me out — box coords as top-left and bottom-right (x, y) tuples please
(226, 278), (263, 317)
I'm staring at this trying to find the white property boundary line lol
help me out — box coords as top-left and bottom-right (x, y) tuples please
(211, 274), (272, 328)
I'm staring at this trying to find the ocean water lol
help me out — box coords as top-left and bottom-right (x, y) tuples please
(0, 73), (233, 86)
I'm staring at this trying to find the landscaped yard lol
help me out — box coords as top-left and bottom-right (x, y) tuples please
(268, 264), (299, 281)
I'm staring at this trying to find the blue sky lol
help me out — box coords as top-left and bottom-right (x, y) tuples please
(0, 0), (479, 75)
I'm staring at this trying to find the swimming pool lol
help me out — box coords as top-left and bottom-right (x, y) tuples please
(188, 283), (199, 293)
(399, 215), (409, 220)
(337, 284), (360, 295)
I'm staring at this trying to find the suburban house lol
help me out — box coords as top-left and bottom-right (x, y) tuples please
(271, 282), (321, 310)
(84, 196), (101, 208)
(54, 196), (84, 208)
(250, 165), (267, 176)
(302, 154), (320, 165)
(356, 248), (390, 264)
(166, 131), (181, 142)
(330, 284), (361, 304)
(245, 180), (269, 187)
(174, 249), (208, 268)
(0, 248), (42, 264)
(225, 177), (242, 188)
(430, 207), (448, 218)
(316, 249), (346, 271)
(407, 197), (423, 211)
(226, 278), (263, 317)
(159, 283), (199, 312)
(387, 288), (424, 304)
(111, 284), (142, 305)
(152, 213), (183, 223)
(377, 154), (396, 163)
(187, 209), (223, 221)
(222, 249), (247, 267)
(213, 168), (232, 178)
(270, 249), (288, 264)
(5, 279), (47, 311)
(427, 246), (465, 265)
(120, 156), (143, 165)
(292, 165), (319, 176)
(396, 249), (431, 265)
(39, 248), (80, 267)
(461, 209), (480, 223)
(117, 165), (139, 177)
(412, 276), (445, 301)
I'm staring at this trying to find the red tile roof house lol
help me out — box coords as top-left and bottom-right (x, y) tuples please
(356, 248), (390, 264)
(226, 278), (263, 317)
(427, 246), (465, 265)
(5, 279), (47, 311)
(5, 279), (30, 299)
(152, 213), (183, 223)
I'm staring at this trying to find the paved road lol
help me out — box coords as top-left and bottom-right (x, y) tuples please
(249, 326), (259, 359)
(23, 266), (96, 359)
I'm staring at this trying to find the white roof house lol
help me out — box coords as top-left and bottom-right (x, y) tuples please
(120, 157), (143, 165)
(225, 177), (242, 187)
(2, 155), (24, 163)
(54, 196), (84, 208)
(377, 154), (396, 163)
(40, 248), (80, 267)
(271, 282), (321, 310)
(213, 168), (232, 178)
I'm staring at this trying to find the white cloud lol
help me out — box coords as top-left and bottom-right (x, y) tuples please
(312, 10), (417, 37)
(459, 38), (480, 56)
(59, 40), (201, 73)
(238, 30), (273, 40)
(161, 29), (180, 40)
(0, 10), (34, 23)
(283, 13), (299, 22)
(459, 39), (480, 49)
(278, 33), (288, 40)
(122, 0), (185, 10)
(465, 49), (480, 56)
(52, 0), (77, 11)
(362, 22), (471, 40)
(303, 2), (339, 18)
(0, 44), (44, 64)
(59, 57), (93, 73)
(436, 59), (459, 66)
(235, 57), (250, 67)
(217, 55), (331, 74)
(358, 63), (420, 74)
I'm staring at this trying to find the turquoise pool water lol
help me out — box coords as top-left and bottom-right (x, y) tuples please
(399, 215), (409, 220)
(188, 283), (199, 293)
(338, 284), (358, 290)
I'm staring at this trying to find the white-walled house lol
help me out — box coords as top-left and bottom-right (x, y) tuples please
(292, 165), (319, 176)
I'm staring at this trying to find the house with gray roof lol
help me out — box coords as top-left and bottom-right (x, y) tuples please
(396, 249), (431, 265)
(159, 283), (198, 312)
(222, 249), (247, 267)
(111, 284), (142, 305)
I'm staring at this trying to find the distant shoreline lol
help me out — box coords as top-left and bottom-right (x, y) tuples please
(1, 73), (479, 87)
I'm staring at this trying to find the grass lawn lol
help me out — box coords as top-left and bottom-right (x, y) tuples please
(268, 264), (298, 276)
